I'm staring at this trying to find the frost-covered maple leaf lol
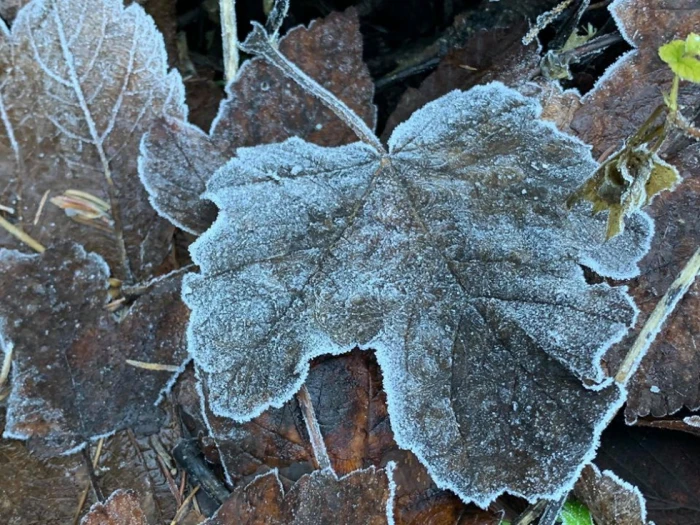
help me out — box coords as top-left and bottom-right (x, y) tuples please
(182, 25), (653, 503)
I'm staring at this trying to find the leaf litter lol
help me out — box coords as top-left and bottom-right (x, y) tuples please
(0, 0), (186, 281)
(0, 242), (188, 455)
(202, 466), (395, 525)
(139, 7), (375, 235)
(5, 2), (696, 516)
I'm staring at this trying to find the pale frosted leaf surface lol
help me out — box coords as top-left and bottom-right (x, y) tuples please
(574, 464), (651, 525)
(81, 489), (148, 525)
(185, 83), (652, 505)
(138, 116), (223, 234)
(138, 8), (375, 235)
(0, 0), (186, 280)
(0, 242), (188, 455)
(203, 466), (394, 525)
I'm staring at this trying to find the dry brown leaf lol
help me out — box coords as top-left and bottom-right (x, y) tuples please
(0, 0), (186, 281)
(570, 0), (700, 154)
(202, 466), (393, 525)
(574, 464), (651, 525)
(139, 8), (375, 235)
(0, 242), (188, 455)
(81, 489), (148, 525)
(0, 409), (89, 524)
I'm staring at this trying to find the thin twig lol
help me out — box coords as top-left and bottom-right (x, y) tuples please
(0, 344), (12, 390)
(0, 215), (45, 253)
(73, 438), (106, 524)
(170, 485), (200, 525)
(296, 384), (331, 471)
(219, 0), (238, 83)
(616, 247), (700, 384)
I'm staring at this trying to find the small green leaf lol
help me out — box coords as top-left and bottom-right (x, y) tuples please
(558, 500), (594, 525)
(685, 32), (700, 55)
(659, 39), (700, 83)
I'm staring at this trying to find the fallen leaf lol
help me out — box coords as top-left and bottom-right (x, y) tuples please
(604, 143), (700, 422)
(0, 0), (186, 280)
(596, 421), (700, 525)
(139, 8), (375, 235)
(0, 409), (89, 524)
(570, 0), (700, 155)
(184, 74), (653, 505)
(173, 353), (507, 524)
(574, 464), (650, 525)
(202, 466), (394, 525)
(0, 242), (188, 455)
(381, 24), (539, 139)
(81, 489), (148, 525)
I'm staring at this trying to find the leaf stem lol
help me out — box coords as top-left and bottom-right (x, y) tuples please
(220, 0), (239, 83)
(615, 247), (700, 385)
(296, 384), (332, 471)
(240, 23), (385, 153)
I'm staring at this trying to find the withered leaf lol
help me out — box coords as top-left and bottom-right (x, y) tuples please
(574, 464), (651, 525)
(139, 8), (375, 235)
(0, 0), (186, 280)
(597, 422), (700, 525)
(0, 242), (188, 455)
(81, 489), (148, 525)
(184, 81), (653, 505)
(570, 0), (700, 155)
(0, 409), (89, 525)
(175, 355), (503, 523)
(567, 145), (680, 239)
(382, 24), (539, 140)
(203, 466), (394, 525)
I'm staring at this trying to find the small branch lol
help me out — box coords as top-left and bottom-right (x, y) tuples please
(0, 215), (45, 253)
(513, 500), (547, 525)
(296, 384), (331, 471)
(240, 23), (385, 153)
(0, 344), (12, 390)
(172, 439), (230, 504)
(219, 0), (238, 83)
(616, 247), (700, 384)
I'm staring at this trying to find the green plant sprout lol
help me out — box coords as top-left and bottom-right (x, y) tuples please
(568, 33), (700, 240)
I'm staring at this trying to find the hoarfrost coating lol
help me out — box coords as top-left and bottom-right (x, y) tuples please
(183, 82), (653, 505)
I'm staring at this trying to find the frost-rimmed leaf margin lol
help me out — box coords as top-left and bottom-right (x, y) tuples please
(184, 82), (653, 507)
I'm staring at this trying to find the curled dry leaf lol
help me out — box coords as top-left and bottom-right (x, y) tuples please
(139, 8), (375, 235)
(570, 0), (700, 154)
(574, 464), (651, 525)
(0, 410), (89, 525)
(184, 82), (653, 505)
(0, 0), (186, 281)
(0, 242), (188, 455)
(203, 466), (394, 525)
(81, 489), (148, 525)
